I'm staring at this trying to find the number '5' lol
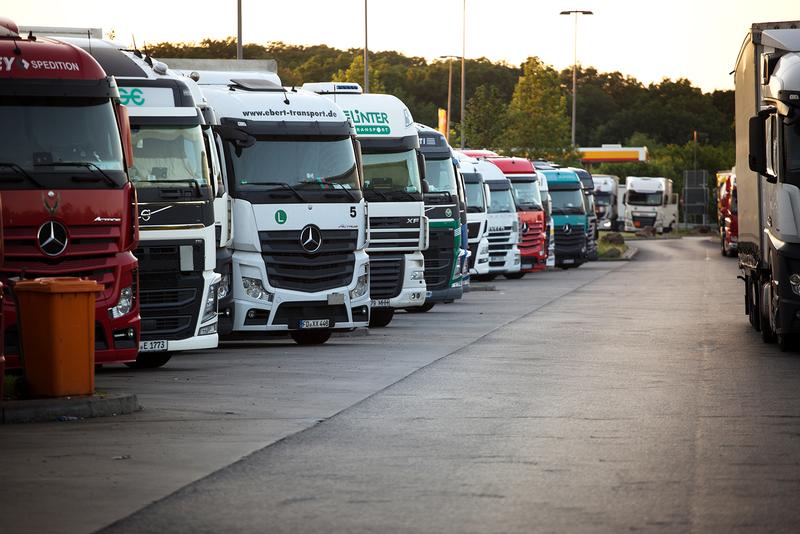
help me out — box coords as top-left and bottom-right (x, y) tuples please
(350, 206), (357, 217)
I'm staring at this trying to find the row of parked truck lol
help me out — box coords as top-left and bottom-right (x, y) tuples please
(0, 18), (678, 371)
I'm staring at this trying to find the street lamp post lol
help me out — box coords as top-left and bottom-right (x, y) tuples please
(439, 55), (460, 142)
(461, 0), (466, 149)
(560, 9), (593, 148)
(364, 0), (369, 92)
(236, 0), (243, 59)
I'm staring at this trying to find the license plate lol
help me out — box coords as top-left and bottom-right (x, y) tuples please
(139, 340), (167, 353)
(371, 299), (390, 308)
(299, 319), (330, 329)
(563, 258), (575, 264)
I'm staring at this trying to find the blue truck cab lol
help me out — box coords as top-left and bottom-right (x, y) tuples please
(539, 169), (588, 269)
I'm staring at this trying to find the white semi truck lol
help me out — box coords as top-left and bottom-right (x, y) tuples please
(305, 82), (428, 327)
(458, 157), (491, 276)
(471, 159), (520, 279)
(56, 37), (222, 368)
(735, 21), (800, 348)
(592, 174), (620, 231)
(623, 176), (678, 233)
(191, 73), (370, 344)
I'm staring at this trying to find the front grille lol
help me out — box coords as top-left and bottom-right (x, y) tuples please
(467, 222), (481, 239)
(554, 226), (586, 254)
(141, 315), (193, 336)
(519, 221), (545, 253)
(259, 230), (357, 292)
(3, 223), (122, 266)
(369, 253), (404, 300)
(632, 215), (656, 228)
(272, 301), (349, 328)
(368, 216), (422, 251)
(422, 228), (455, 290)
(140, 288), (197, 308)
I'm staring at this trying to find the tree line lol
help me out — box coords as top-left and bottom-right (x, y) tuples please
(147, 38), (735, 199)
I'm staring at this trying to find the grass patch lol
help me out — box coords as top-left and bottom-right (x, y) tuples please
(597, 240), (628, 259)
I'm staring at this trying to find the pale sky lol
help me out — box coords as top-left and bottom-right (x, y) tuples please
(5, 0), (798, 92)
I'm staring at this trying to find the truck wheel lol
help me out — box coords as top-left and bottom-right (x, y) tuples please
(369, 309), (395, 327)
(748, 277), (761, 331)
(291, 330), (332, 345)
(760, 281), (775, 343)
(125, 353), (172, 369)
(407, 303), (435, 313)
(504, 272), (525, 280)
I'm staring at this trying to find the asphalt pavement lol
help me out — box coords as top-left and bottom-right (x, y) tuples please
(5, 237), (800, 533)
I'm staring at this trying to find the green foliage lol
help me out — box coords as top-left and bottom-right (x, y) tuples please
(464, 84), (507, 150)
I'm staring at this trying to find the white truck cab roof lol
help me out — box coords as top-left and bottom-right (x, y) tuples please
(592, 175), (619, 193)
(626, 176), (668, 193)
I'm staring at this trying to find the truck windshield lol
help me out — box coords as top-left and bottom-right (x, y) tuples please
(465, 182), (486, 213)
(627, 191), (663, 206)
(595, 192), (612, 206)
(488, 187), (515, 214)
(129, 125), (211, 189)
(362, 149), (422, 196)
(0, 97), (126, 189)
(550, 189), (586, 215)
(424, 157), (458, 195)
(510, 181), (543, 210)
(230, 136), (359, 191)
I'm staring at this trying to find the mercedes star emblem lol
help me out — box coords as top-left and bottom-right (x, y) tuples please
(563, 224), (572, 235)
(300, 224), (323, 253)
(38, 220), (69, 256)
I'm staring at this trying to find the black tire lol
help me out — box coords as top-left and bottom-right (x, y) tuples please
(504, 272), (526, 280)
(748, 277), (761, 331)
(369, 308), (395, 327)
(406, 302), (435, 313)
(474, 274), (497, 282)
(760, 281), (775, 343)
(125, 352), (172, 369)
(290, 330), (332, 345)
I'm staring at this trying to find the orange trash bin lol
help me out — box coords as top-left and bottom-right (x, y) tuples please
(14, 277), (102, 397)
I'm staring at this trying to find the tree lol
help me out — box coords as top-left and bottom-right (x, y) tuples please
(332, 54), (386, 94)
(463, 84), (507, 149)
(502, 57), (570, 156)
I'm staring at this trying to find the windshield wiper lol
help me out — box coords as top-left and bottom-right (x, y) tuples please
(388, 189), (420, 201)
(424, 190), (454, 203)
(35, 161), (117, 187)
(0, 162), (46, 188)
(148, 179), (202, 196)
(254, 181), (307, 202)
(299, 179), (358, 202)
(364, 188), (390, 201)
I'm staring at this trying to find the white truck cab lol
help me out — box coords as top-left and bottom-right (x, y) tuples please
(305, 82), (428, 327)
(623, 176), (678, 233)
(458, 156), (491, 276)
(470, 159), (520, 278)
(193, 74), (370, 344)
(592, 174), (620, 231)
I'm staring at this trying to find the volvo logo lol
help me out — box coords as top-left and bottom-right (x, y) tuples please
(563, 224), (572, 235)
(37, 220), (68, 256)
(139, 205), (172, 222)
(300, 224), (323, 253)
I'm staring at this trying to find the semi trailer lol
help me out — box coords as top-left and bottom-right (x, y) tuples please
(192, 73), (370, 344)
(735, 21), (800, 348)
(306, 82), (428, 327)
(0, 19), (140, 365)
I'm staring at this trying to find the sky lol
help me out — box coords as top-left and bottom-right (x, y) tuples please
(4, 0), (799, 92)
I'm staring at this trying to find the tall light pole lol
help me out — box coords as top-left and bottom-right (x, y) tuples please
(460, 0), (466, 148)
(439, 55), (460, 142)
(236, 0), (243, 59)
(560, 9), (592, 148)
(363, 0), (369, 92)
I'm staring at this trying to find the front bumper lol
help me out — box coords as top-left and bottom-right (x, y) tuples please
(488, 247), (521, 274)
(427, 285), (464, 304)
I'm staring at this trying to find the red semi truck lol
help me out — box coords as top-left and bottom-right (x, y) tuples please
(0, 18), (140, 366)
(486, 157), (548, 274)
(718, 172), (738, 257)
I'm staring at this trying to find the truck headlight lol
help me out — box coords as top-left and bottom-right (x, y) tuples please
(790, 274), (800, 297)
(479, 242), (489, 255)
(203, 282), (220, 322)
(410, 270), (425, 281)
(218, 273), (231, 300)
(109, 285), (134, 319)
(242, 277), (272, 302)
(349, 273), (369, 299)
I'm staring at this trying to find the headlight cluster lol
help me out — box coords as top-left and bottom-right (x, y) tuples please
(350, 273), (369, 299)
(203, 282), (220, 322)
(218, 272), (231, 300)
(242, 277), (273, 302)
(410, 270), (425, 281)
(109, 285), (134, 319)
(790, 274), (800, 297)
(479, 242), (489, 255)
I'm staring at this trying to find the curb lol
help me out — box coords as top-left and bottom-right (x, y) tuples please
(1, 392), (140, 424)
(597, 245), (639, 262)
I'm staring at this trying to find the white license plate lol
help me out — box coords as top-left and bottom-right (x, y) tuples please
(139, 340), (167, 353)
(563, 259), (575, 264)
(371, 299), (390, 308)
(299, 319), (330, 329)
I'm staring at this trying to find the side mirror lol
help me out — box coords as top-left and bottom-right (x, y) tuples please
(213, 124), (256, 148)
(749, 108), (777, 183)
(117, 105), (134, 167)
(421, 179), (430, 194)
(416, 150), (427, 181)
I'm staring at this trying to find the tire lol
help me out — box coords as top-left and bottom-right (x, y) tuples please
(474, 274), (497, 282)
(760, 281), (775, 343)
(406, 302), (435, 313)
(290, 330), (332, 345)
(369, 308), (395, 327)
(748, 276), (761, 331)
(125, 352), (172, 369)
(504, 272), (526, 280)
